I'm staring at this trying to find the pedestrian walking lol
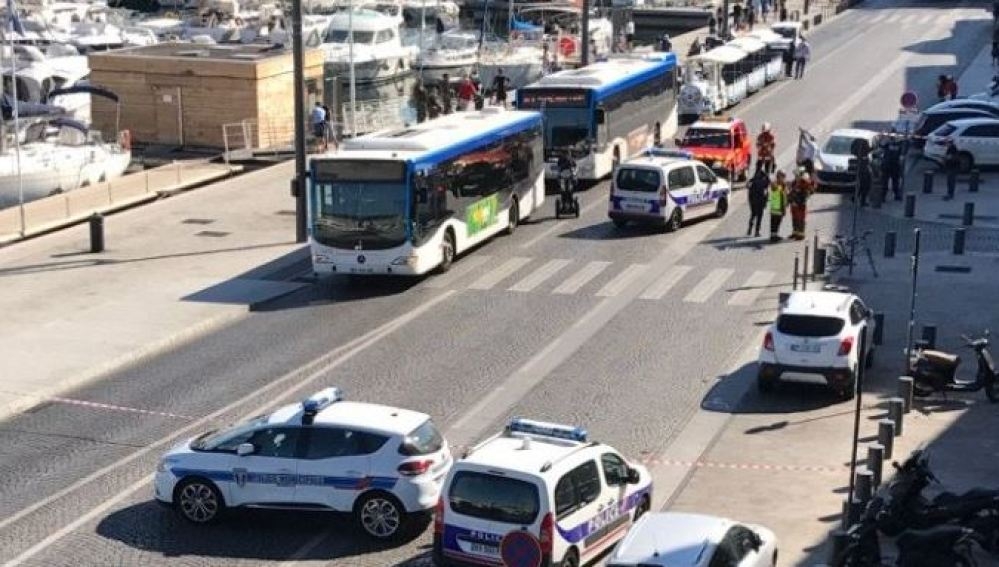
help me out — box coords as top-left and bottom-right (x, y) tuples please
(440, 73), (454, 113)
(747, 3), (756, 29)
(756, 122), (776, 174)
(456, 73), (477, 111)
(310, 101), (327, 152)
(761, 0), (770, 22)
(783, 40), (795, 78)
(880, 130), (903, 201)
(747, 168), (770, 237)
(427, 86), (442, 119)
(793, 37), (810, 79)
(788, 168), (815, 240)
(491, 68), (509, 108)
(779, 0), (787, 21)
(625, 18), (635, 51)
(768, 171), (788, 242)
(412, 79), (428, 123)
(322, 104), (336, 150)
(659, 33), (672, 52)
(732, 3), (743, 30)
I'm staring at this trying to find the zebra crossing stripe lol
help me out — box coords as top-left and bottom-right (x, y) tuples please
(508, 259), (572, 292)
(727, 270), (777, 306)
(552, 261), (611, 295)
(424, 254), (493, 288)
(467, 257), (532, 290)
(683, 268), (734, 304)
(868, 13), (887, 23)
(596, 264), (649, 297)
(884, 13), (902, 23)
(639, 264), (692, 300)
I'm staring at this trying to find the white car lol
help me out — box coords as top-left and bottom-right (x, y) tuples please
(433, 418), (652, 567)
(769, 21), (802, 53)
(924, 117), (999, 172)
(813, 128), (881, 190)
(609, 148), (731, 231)
(757, 289), (877, 400)
(154, 388), (451, 539)
(607, 512), (778, 567)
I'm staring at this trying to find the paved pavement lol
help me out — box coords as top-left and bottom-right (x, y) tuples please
(1, 2), (997, 567)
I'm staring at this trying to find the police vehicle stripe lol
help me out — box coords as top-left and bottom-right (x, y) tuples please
(170, 469), (397, 490)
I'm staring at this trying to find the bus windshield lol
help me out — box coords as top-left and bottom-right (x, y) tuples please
(543, 107), (591, 151)
(311, 160), (409, 250)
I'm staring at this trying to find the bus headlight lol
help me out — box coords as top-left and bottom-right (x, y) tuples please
(391, 255), (419, 267)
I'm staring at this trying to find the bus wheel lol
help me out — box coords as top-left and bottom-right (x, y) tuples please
(438, 230), (455, 273)
(505, 198), (519, 235)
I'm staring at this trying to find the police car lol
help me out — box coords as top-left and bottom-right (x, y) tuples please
(154, 388), (451, 539)
(608, 148), (731, 231)
(433, 418), (652, 567)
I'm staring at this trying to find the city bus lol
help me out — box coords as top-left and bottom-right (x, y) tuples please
(515, 53), (679, 181)
(306, 108), (545, 276)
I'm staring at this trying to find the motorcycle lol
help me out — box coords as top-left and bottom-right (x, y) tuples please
(554, 161), (580, 219)
(876, 450), (999, 541)
(907, 331), (998, 403)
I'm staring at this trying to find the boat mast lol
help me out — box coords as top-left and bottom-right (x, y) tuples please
(348, 0), (356, 136)
(5, 2), (26, 235)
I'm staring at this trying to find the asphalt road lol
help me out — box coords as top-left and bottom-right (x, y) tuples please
(0, 1), (990, 565)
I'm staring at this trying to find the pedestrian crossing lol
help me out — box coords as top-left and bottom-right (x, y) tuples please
(427, 255), (782, 307)
(862, 10), (981, 26)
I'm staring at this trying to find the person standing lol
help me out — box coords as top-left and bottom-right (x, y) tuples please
(788, 168), (814, 240)
(687, 37), (701, 56)
(323, 104), (336, 150)
(761, 0), (770, 21)
(625, 18), (635, 51)
(456, 73), (477, 111)
(779, 0), (788, 21)
(747, 168), (770, 237)
(880, 130), (903, 201)
(769, 171), (788, 242)
(412, 79), (428, 123)
(856, 152), (873, 207)
(439, 73), (454, 113)
(756, 123), (776, 174)
(943, 140), (960, 199)
(747, 3), (756, 29)
(708, 13), (717, 35)
(426, 85), (442, 119)
(732, 3), (743, 31)
(491, 68), (509, 108)
(311, 101), (327, 152)
(783, 40), (795, 78)
(793, 37), (810, 79)
(660, 33), (672, 52)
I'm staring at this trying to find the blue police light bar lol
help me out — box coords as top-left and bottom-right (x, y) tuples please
(302, 387), (343, 413)
(644, 147), (693, 160)
(507, 417), (588, 443)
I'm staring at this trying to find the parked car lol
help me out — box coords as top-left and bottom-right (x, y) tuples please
(923, 99), (999, 117)
(924, 117), (999, 172)
(912, 107), (996, 149)
(813, 128), (881, 191)
(607, 512), (779, 567)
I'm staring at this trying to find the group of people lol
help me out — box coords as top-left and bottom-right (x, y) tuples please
(782, 36), (812, 79)
(310, 102), (335, 152)
(709, 0), (785, 36)
(747, 165), (816, 242)
(411, 69), (511, 123)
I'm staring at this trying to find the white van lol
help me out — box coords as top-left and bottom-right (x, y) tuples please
(609, 148), (731, 231)
(432, 418), (652, 567)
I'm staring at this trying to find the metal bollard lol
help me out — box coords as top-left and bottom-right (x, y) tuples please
(814, 247), (827, 276)
(829, 529), (850, 564)
(878, 419), (896, 459)
(970, 169), (980, 193)
(921, 325), (937, 350)
(841, 498), (863, 530)
(89, 213), (105, 253)
(868, 444), (885, 487)
(855, 468), (874, 503)
(946, 170), (957, 200)
(884, 231), (897, 258)
(793, 254), (800, 290)
(904, 194), (916, 218)
(873, 312), (884, 345)
(888, 397), (905, 436)
(898, 376), (914, 413)
(953, 228), (966, 255)
(963, 202), (974, 226)
(922, 170), (934, 194)
(779, 291), (790, 306)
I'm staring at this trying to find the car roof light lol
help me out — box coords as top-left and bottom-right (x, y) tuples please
(644, 147), (693, 160)
(506, 417), (587, 443)
(301, 387), (343, 424)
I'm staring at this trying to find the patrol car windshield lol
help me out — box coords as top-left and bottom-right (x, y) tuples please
(777, 315), (845, 337)
(399, 420), (444, 456)
(682, 128), (731, 149)
(823, 136), (862, 155)
(312, 160), (409, 250)
(190, 415), (269, 452)
(449, 471), (540, 524)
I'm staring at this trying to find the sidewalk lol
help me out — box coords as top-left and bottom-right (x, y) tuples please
(0, 161), (308, 422)
(665, 246), (999, 566)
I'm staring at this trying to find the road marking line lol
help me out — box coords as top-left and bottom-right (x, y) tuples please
(867, 13), (887, 23)
(519, 196), (606, 249)
(595, 264), (649, 297)
(683, 268), (734, 304)
(0, 291), (457, 567)
(727, 270), (777, 306)
(507, 259), (571, 292)
(49, 397), (193, 420)
(884, 13), (901, 23)
(552, 261), (611, 295)
(424, 254), (493, 288)
(639, 264), (692, 300)
(466, 257), (532, 290)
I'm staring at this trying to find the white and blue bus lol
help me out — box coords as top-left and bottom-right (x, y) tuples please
(306, 108), (545, 276)
(516, 54), (679, 181)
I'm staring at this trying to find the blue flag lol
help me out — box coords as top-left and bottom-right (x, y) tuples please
(7, 0), (25, 35)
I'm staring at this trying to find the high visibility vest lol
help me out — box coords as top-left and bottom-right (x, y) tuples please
(769, 186), (786, 214)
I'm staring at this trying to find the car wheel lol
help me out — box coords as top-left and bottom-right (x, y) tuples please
(758, 373), (777, 393)
(505, 198), (519, 235)
(666, 209), (682, 232)
(356, 491), (407, 540)
(957, 151), (974, 174)
(838, 368), (858, 401)
(562, 548), (580, 567)
(437, 229), (455, 274)
(715, 197), (728, 218)
(175, 477), (225, 524)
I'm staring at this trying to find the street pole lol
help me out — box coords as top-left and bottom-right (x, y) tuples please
(904, 229), (921, 373)
(722, 0), (730, 38)
(846, 332), (867, 522)
(291, 0), (307, 243)
(849, 162), (859, 276)
(581, 0), (590, 66)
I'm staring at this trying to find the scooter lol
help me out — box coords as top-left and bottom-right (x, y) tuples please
(554, 162), (580, 219)
(907, 331), (998, 403)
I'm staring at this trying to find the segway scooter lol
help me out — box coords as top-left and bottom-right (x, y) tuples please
(554, 163), (580, 219)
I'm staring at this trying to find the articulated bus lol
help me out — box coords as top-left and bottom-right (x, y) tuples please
(515, 53), (679, 181)
(306, 108), (545, 276)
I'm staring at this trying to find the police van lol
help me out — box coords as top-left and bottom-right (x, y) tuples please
(608, 148), (731, 232)
(154, 388), (451, 540)
(433, 418), (652, 567)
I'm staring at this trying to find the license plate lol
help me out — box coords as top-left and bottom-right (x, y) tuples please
(623, 200), (648, 212)
(349, 267), (375, 274)
(790, 343), (821, 353)
(469, 543), (499, 555)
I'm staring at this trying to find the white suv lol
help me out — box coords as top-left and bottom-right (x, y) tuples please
(154, 388), (451, 539)
(433, 418), (652, 567)
(757, 289), (876, 400)
(924, 117), (999, 172)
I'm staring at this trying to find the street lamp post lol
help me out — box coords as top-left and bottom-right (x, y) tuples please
(581, 0), (590, 66)
(291, 0), (308, 243)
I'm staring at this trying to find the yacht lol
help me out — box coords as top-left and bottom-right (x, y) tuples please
(321, 9), (415, 82)
(514, 3), (612, 67)
(2, 46), (91, 121)
(414, 29), (478, 80)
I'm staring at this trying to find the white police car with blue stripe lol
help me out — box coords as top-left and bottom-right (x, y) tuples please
(433, 418), (652, 567)
(609, 148), (731, 232)
(154, 388), (451, 539)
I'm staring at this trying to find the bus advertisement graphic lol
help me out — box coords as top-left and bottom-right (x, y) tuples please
(466, 194), (499, 236)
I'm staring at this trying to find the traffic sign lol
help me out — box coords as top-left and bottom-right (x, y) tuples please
(900, 91), (918, 110)
(500, 531), (542, 567)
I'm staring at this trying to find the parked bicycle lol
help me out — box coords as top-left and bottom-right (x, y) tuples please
(826, 230), (879, 278)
